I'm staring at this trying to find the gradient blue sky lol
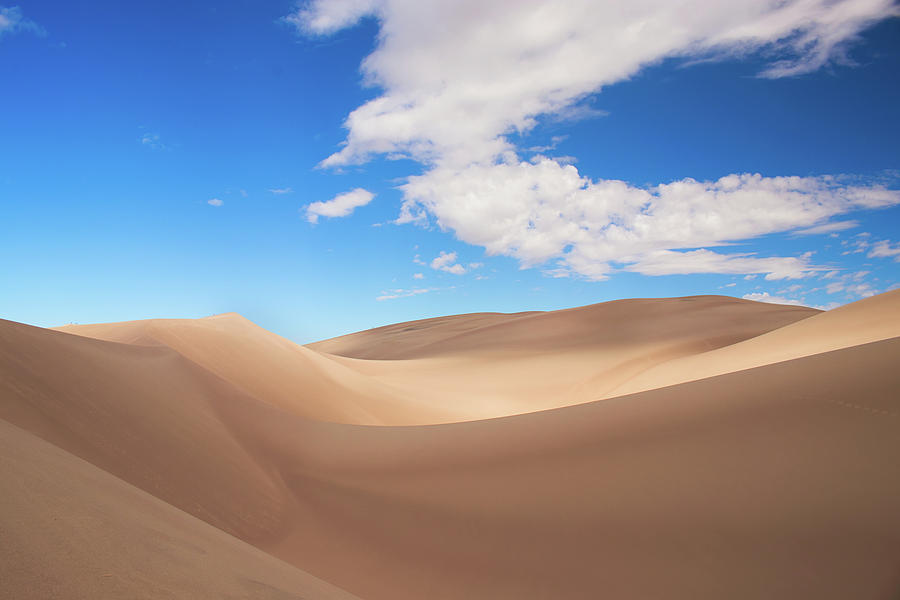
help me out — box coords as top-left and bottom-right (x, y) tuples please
(2, 1), (899, 342)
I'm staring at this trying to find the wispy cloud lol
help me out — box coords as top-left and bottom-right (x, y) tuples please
(207, 198), (223, 207)
(793, 220), (859, 235)
(305, 188), (374, 224)
(0, 6), (44, 39)
(868, 239), (900, 261)
(376, 287), (439, 301)
(139, 132), (166, 150)
(269, 187), (293, 195)
(742, 292), (807, 307)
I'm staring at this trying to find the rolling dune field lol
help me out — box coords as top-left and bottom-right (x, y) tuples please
(2, 292), (899, 599)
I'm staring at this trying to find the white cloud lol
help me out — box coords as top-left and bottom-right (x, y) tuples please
(376, 287), (438, 301)
(403, 163), (898, 280)
(824, 270), (878, 297)
(292, 1), (900, 278)
(793, 220), (859, 235)
(291, 0), (898, 168)
(846, 282), (877, 298)
(742, 292), (807, 307)
(413, 272), (424, 279)
(430, 250), (468, 275)
(305, 188), (374, 224)
(826, 281), (845, 294)
(868, 240), (900, 261)
(0, 6), (43, 38)
(207, 198), (224, 207)
(139, 133), (166, 150)
(812, 301), (841, 310)
(269, 187), (294, 195)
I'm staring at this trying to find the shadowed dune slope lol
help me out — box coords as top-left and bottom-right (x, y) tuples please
(2, 294), (900, 599)
(0, 420), (359, 600)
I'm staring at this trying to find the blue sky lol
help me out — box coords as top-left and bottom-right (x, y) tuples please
(1, 1), (899, 343)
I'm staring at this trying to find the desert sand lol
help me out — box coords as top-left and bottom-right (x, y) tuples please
(2, 291), (899, 599)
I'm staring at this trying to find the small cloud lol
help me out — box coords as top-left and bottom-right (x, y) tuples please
(724, 282), (737, 288)
(742, 292), (806, 307)
(412, 254), (426, 266)
(269, 187), (293, 195)
(413, 273), (424, 280)
(527, 135), (569, 153)
(306, 188), (374, 224)
(868, 240), (900, 261)
(207, 198), (223, 207)
(139, 132), (166, 150)
(793, 220), (859, 236)
(240, 189), (248, 198)
(811, 302), (841, 311)
(376, 287), (439, 301)
(430, 250), (477, 275)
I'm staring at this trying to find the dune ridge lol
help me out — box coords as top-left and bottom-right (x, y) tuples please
(2, 291), (899, 599)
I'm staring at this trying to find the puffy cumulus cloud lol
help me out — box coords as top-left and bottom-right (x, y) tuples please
(290, 0), (898, 168)
(305, 188), (374, 224)
(402, 161), (899, 280)
(742, 292), (807, 306)
(430, 250), (479, 275)
(291, 0), (900, 278)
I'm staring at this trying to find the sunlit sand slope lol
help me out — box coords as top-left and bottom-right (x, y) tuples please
(310, 296), (823, 420)
(606, 288), (900, 398)
(56, 314), (458, 424)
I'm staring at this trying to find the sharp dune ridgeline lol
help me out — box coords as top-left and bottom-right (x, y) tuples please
(2, 292), (900, 599)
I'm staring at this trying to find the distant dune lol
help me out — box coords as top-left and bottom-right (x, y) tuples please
(3, 291), (899, 599)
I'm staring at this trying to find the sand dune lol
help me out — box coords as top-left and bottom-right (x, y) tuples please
(606, 288), (900, 398)
(311, 296), (822, 421)
(56, 313), (458, 424)
(58, 296), (820, 424)
(3, 292), (900, 599)
(0, 419), (359, 600)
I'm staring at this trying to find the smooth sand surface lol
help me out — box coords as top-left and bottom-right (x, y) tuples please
(0, 419), (359, 600)
(3, 292), (899, 599)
